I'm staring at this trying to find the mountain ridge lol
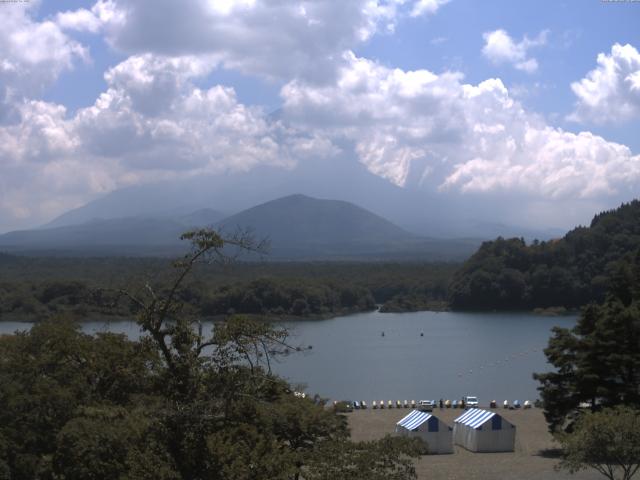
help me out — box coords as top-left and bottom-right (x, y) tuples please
(0, 194), (480, 260)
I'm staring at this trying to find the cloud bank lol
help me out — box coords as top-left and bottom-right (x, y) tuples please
(0, 0), (638, 231)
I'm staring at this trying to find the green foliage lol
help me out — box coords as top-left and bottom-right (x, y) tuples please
(450, 200), (640, 310)
(534, 253), (640, 432)
(556, 406), (640, 480)
(202, 278), (376, 317)
(0, 229), (422, 479)
(52, 406), (151, 480)
(0, 256), (457, 320)
(0, 318), (159, 479)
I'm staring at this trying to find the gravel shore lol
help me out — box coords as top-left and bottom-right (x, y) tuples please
(347, 407), (605, 480)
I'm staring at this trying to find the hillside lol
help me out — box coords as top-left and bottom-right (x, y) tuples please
(37, 161), (566, 241)
(216, 194), (480, 260)
(449, 200), (640, 310)
(217, 194), (413, 256)
(0, 195), (479, 260)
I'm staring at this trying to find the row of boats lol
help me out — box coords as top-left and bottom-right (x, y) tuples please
(333, 399), (533, 410)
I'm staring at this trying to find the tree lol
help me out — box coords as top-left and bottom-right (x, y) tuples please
(534, 254), (640, 432)
(0, 317), (158, 479)
(119, 228), (421, 479)
(0, 229), (423, 480)
(556, 406), (640, 480)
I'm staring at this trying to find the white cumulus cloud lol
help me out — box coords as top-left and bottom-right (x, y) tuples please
(482, 29), (548, 73)
(569, 43), (640, 124)
(55, 0), (450, 82)
(0, 54), (307, 229)
(280, 53), (640, 199)
(0, 3), (88, 122)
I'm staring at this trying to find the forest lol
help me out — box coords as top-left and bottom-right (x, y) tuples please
(449, 200), (640, 311)
(2, 200), (639, 321)
(0, 255), (455, 321)
(0, 230), (425, 479)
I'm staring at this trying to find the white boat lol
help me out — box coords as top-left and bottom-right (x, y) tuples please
(396, 400), (402, 409)
(523, 400), (531, 409)
(361, 400), (367, 409)
(388, 400), (393, 409)
(503, 400), (509, 408)
(380, 400), (385, 409)
(404, 400), (409, 408)
(411, 400), (416, 408)
(372, 400), (377, 409)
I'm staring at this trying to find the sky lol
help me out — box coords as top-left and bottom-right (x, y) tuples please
(0, 0), (639, 233)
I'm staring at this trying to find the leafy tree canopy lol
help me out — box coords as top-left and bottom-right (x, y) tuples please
(556, 406), (640, 480)
(450, 200), (640, 310)
(0, 229), (421, 480)
(534, 249), (640, 432)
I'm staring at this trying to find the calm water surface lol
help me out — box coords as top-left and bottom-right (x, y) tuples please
(1, 310), (575, 403)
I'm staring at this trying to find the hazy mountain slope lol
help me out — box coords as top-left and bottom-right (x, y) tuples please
(44, 158), (409, 230)
(41, 155), (569, 240)
(0, 217), (187, 254)
(0, 194), (480, 259)
(218, 194), (414, 244)
(215, 194), (478, 259)
(177, 209), (225, 228)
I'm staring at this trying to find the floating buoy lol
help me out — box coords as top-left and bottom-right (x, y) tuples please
(420, 332), (424, 337)
(381, 332), (385, 337)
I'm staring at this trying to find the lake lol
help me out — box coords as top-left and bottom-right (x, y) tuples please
(0, 310), (576, 404)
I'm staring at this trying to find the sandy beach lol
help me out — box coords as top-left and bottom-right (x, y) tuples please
(348, 406), (606, 480)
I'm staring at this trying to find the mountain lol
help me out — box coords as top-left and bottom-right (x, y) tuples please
(0, 217), (187, 256)
(448, 200), (640, 310)
(39, 156), (566, 241)
(216, 194), (416, 258)
(0, 194), (479, 260)
(178, 209), (225, 228)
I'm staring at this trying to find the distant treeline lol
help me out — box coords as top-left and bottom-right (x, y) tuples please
(5, 200), (637, 319)
(0, 257), (456, 321)
(449, 200), (640, 310)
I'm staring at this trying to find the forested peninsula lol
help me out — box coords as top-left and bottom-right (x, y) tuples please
(449, 200), (640, 311)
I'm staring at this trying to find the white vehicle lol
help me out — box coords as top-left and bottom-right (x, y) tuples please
(464, 395), (479, 408)
(418, 400), (434, 412)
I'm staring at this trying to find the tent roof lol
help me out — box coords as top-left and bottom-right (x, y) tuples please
(397, 410), (433, 431)
(454, 408), (497, 429)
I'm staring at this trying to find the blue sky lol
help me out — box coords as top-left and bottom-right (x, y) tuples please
(38, 0), (640, 146)
(1, 0), (639, 232)
(362, 0), (640, 151)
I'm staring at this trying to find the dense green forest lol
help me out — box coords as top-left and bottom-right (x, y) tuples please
(0, 230), (423, 479)
(0, 255), (455, 321)
(449, 200), (640, 310)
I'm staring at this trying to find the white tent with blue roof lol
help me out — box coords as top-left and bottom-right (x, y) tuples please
(453, 408), (515, 452)
(395, 410), (453, 454)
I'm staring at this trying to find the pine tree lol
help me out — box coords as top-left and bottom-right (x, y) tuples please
(534, 251), (640, 432)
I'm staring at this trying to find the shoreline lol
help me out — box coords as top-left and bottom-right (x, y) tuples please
(0, 304), (581, 324)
